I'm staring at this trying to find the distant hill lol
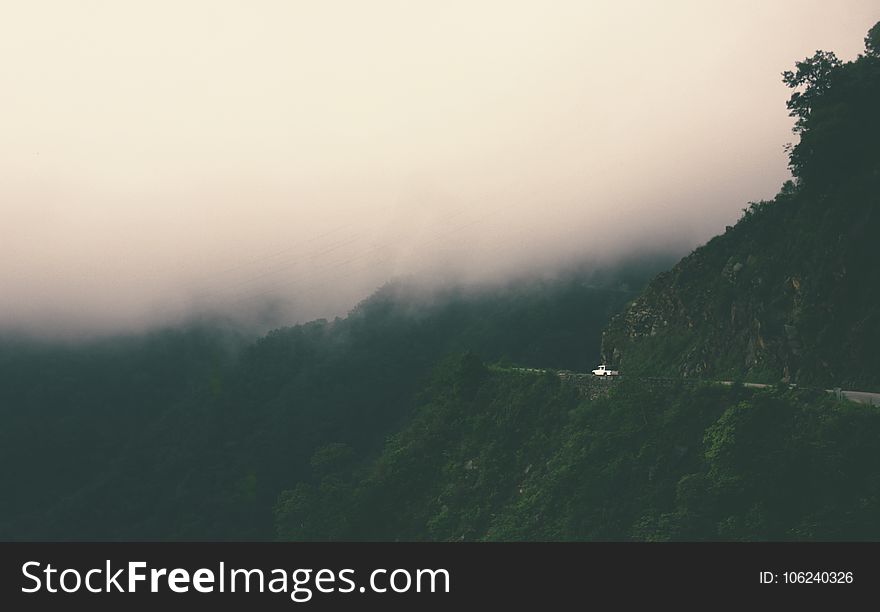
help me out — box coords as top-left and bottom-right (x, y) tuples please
(602, 37), (880, 390)
(0, 257), (667, 540)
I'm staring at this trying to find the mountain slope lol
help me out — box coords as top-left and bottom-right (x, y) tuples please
(0, 258), (666, 540)
(276, 357), (880, 541)
(271, 23), (880, 542)
(601, 40), (880, 390)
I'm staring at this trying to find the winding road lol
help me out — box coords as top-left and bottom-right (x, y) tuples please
(829, 389), (880, 406)
(716, 381), (880, 406)
(513, 368), (880, 406)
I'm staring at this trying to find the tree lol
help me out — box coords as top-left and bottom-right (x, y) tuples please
(782, 50), (842, 133)
(865, 21), (880, 57)
(781, 23), (880, 183)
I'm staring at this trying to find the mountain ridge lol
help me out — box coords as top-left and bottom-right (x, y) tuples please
(601, 37), (880, 390)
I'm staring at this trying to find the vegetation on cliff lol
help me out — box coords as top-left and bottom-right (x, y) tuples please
(0, 260), (663, 539)
(276, 354), (880, 541)
(601, 28), (880, 389)
(273, 22), (880, 542)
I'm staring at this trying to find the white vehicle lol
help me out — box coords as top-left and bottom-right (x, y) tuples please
(591, 364), (619, 377)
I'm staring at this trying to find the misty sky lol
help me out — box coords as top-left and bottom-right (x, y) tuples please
(2, 1), (878, 336)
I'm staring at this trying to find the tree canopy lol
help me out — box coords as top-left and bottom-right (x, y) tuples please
(782, 22), (880, 183)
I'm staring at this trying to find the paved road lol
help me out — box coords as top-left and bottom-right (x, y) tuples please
(677, 380), (880, 406)
(720, 381), (880, 405)
(718, 381), (769, 389)
(513, 368), (880, 406)
(831, 389), (880, 406)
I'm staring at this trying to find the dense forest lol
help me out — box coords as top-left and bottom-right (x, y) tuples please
(3, 23), (879, 542)
(0, 258), (668, 539)
(276, 358), (880, 541)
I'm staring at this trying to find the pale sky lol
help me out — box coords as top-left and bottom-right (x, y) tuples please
(1, 1), (878, 335)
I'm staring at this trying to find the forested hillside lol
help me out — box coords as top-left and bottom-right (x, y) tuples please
(0, 258), (666, 539)
(271, 23), (880, 542)
(602, 27), (880, 390)
(276, 356), (880, 541)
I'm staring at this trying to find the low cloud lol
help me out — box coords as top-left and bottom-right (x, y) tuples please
(1, 1), (877, 336)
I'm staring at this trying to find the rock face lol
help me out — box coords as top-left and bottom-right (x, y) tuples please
(600, 179), (880, 390)
(601, 43), (880, 389)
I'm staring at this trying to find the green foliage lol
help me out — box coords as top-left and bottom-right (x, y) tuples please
(782, 50), (842, 133)
(865, 21), (880, 57)
(278, 360), (880, 541)
(0, 259), (666, 540)
(782, 30), (880, 183)
(309, 443), (356, 478)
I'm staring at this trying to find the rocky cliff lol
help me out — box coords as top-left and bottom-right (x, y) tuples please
(601, 34), (880, 390)
(601, 174), (879, 389)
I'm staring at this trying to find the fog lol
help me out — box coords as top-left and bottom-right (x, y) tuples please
(2, 1), (877, 336)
